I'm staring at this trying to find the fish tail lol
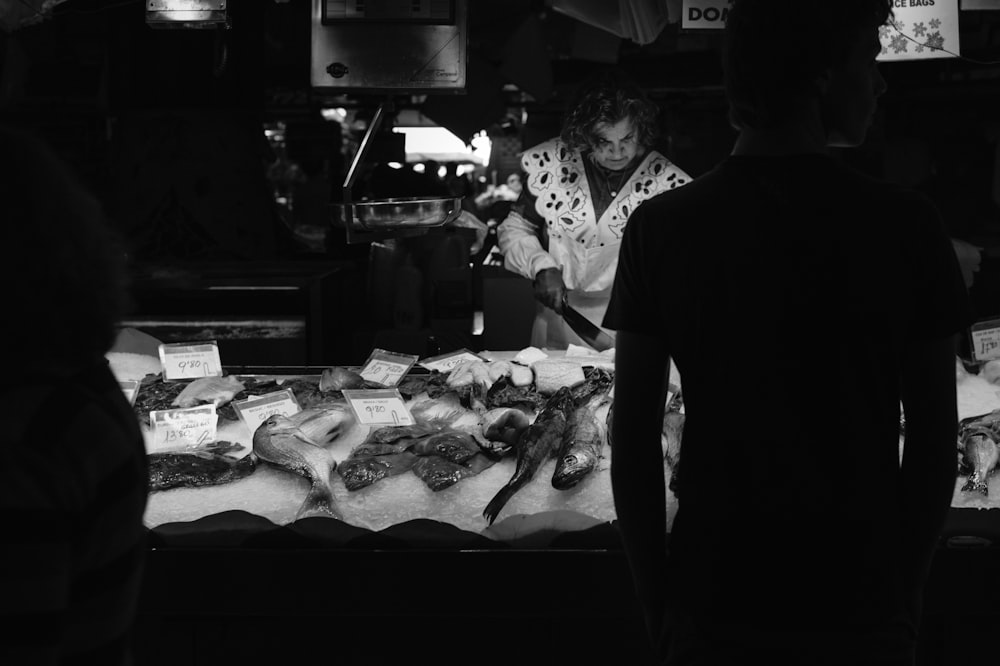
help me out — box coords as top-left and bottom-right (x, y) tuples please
(483, 478), (525, 525)
(961, 474), (990, 496)
(296, 480), (342, 520)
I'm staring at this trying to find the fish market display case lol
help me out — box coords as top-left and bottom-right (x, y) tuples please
(126, 352), (1000, 666)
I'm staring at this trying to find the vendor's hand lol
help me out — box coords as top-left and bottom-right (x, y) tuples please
(533, 267), (567, 314)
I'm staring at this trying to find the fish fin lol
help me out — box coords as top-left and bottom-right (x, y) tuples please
(292, 430), (324, 448)
(296, 480), (341, 520)
(960, 475), (990, 496)
(483, 482), (520, 525)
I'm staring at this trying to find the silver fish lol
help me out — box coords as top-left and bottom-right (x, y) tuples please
(960, 429), (1000, 496)
(252, 404), (354, 519)
(552, 393), (610, 490)
(171, 375), (246, 409)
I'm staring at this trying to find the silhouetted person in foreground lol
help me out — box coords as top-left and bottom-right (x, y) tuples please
(0, 126), (148, 665)
(605, 1), (971, 664)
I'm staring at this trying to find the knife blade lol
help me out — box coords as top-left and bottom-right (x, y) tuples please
(562, 304), (616, 352)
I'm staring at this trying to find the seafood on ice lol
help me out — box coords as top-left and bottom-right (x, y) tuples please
(958, 410), (1000, 496)
(252, 403), (355, 519)
(483, 387), (576, 525)
(149, 441), (257, 491)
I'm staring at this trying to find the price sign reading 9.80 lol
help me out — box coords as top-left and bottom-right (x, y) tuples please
(343, 389), (414, 427)
(233, 389), (300, 433)
(159, 342), (223, 381)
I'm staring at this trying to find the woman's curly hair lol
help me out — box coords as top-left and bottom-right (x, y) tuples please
(560, 68), (661, 153)
(0, 126), (130, 373)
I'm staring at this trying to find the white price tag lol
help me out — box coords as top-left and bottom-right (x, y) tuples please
(419, 349), (484, 372)
(971, 319), (1000, 362)
(150, 404), (218, 450)
(232, 389), (301, 434)
(342, 389), (414, 427)
(119, 380), (140, 406)
(158, 342), (223, 380)
(359, 348), (418, 386)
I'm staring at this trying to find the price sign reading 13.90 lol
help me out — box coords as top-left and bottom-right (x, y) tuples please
(342, 389), (414, 427)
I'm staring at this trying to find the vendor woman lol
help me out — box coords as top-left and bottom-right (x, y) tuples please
(497, 68), (692, 349)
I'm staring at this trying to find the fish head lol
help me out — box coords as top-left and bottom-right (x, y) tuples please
(552, 452), (595, 490)
(261, 414), (297, 433)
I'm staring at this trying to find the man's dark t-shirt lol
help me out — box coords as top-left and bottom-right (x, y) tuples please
(604, 155), (971, 644)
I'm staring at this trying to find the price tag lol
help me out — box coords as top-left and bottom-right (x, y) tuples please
(232, 389), (301, 434)
(419, 349), (484, 372)
(359, 348), (418, 386)
(971, 319), (1000, 361)
(342, 389), (414, 427)
(149, 404), (218, 450)
(158, 342), (223, 381)
(119, 380), (140, 406)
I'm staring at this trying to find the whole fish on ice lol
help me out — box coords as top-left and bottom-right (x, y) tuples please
(252, 404), (354, 519)
(483, 387), (575, 525)
(959, 427), (1000, 496)
(149, 441), (257, 491)
(552, 391), (610, 490)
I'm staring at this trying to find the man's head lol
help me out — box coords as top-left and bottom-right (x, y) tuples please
(0, 125), (129, 372)
(561, 68), (660, 170)
(723, 0), (892, 147)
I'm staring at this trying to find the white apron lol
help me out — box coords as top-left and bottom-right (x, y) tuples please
(522, 138), (690, 349)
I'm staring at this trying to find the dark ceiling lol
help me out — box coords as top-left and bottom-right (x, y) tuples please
(3, 1), (999, 129)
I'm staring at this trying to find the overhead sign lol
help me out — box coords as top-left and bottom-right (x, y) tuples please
(879, 0), (960, 61)
(681, 0), (732, 29)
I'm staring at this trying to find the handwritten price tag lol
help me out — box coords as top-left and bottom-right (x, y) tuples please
(359, 348), (418, 386)
(419, 349), (484, 372)
(342, 389), (414, 427)
(149, 404), (218, 450)
(232, 389), (301, 434)
(971, 319), (1000, 361)
(158, 342), (223, 381)
(119, 380), (140, 406)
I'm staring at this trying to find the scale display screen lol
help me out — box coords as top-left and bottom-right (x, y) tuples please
(322, 0), (455, 24)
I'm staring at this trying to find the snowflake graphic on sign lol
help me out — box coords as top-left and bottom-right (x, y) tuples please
(878, 3), (958, 62)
